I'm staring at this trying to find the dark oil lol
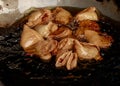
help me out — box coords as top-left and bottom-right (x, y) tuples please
(0, 6), (120, 85)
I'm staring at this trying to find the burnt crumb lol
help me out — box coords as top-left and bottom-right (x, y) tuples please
(6, 4), (9, 6)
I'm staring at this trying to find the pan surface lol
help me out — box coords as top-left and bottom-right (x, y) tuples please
(0, 0), (120, 86)
(0, 6), (120, 86)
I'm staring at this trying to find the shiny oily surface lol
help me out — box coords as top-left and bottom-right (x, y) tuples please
(0, 7), (120, 86)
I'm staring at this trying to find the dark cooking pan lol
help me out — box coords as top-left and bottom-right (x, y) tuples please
(0, 0), (120, 86)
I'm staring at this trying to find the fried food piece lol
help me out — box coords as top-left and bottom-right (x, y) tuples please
(55, 38), (78, 70)
(75, 20), (100, 40)
(85, 30), (113, 48)
(35, 38), (58, 61)
(53, 7), (72, 25)
(75, 7), (98, 22)
(57, 38), (74, 51)
(49, 26), (72, 40)
(26, 9), (52, 27)
(53, 38), (74, 55)
(74, 40), (102, 61)
(66, 52), (78, 70)
(55, 51), (78, 70)
(34, 22), (58, 38)
(55, 51), (71, 68)
(20, 25), (58, 61)
(79, 20), (100, 31)
(20, 25), (43, 53)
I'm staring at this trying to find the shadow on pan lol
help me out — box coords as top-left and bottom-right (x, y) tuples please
(0, 7), (120, 86)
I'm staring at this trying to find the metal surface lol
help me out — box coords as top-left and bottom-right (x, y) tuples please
(0, 0), (120, 27)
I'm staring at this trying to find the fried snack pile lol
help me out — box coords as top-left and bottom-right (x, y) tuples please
(20, 7), (113, 70)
